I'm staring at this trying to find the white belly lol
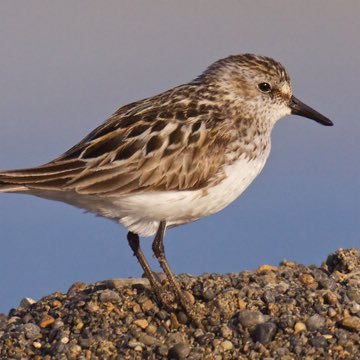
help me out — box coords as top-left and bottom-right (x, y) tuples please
(114, 152), (269, 236)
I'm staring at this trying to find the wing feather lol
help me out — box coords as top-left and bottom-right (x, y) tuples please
(0, 84), (232, 195)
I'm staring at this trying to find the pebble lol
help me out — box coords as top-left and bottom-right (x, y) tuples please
(176, 312), (188, 325)
(19, 297), (36, 309)
(347, 289), (360, 303)
(39, 314), (55, 328)
(340, 316), (360, 332)
(299, 273), (317, 288)
(138, 333), (157, 346)
(220, 325), (232, 338)
(23, 323), (41, 340)
(202, 288), (216, 301)
(318, 277), (337, 291)
(238, 310), (267, 328)
(133, 319), (148, 329)
(53, 319), (65, 329)
(32, 341), (42, 349)
(67, 282), (87, 296)
(146, 324), (157, 334)
(61, 337), (69, 344)
(99, 289), (121, 303)
(309, 336), (328, 348)
(69, 344), (82, 357)
(323, 291), (338, 305)
(306, 314), (325, 331)
(294, 322), (307, 333)
(254, 322), (277, 344)
(51, 299), (62, 308)
(168, 342), (190, 359)
(220, 340), (233, 351)
(141, 299), (155, 312)
(257, 264), (278, 273)
(157, 344), (169, 356)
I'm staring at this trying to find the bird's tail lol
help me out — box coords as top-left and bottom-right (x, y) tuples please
(0, 159), (86, 193)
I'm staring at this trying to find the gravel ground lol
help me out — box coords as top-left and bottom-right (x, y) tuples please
(0, 248), (359, 359)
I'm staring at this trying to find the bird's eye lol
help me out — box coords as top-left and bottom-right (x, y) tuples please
(258, 82), (272, 93)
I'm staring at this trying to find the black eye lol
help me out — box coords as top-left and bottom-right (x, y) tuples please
(258, 82), (272, 93)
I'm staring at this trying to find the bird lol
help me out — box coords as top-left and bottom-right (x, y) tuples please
(0, 54), (332, 324)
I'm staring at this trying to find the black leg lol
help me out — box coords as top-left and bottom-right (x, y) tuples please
(127, 231), (173, 306)
(152, 221), (202, 326)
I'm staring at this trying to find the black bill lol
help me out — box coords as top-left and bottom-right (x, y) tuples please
(290, 96), (333, 126)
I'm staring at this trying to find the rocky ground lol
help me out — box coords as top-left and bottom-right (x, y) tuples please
(0, 248), (359, 359)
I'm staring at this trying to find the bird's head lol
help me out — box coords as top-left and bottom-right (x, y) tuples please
(201, 54), (333, 127)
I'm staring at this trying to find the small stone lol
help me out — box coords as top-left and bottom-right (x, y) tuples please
(221, 340), (233, 351)
(183, 291), (195, 305)
(294, 322), (307, 333)
(299, 273), (317, 288)
(328, 307), (337, 318)
(257, 264), (278, 273)
(134, 345), (143, 352)
(238, 310), (267, 328)
(67, 282), (87, 296)
(168, 342), (190, 359)
(263, 290), (276, 304)
(75, 321), (84, 331)
(51, 300), (62, 308)
(69, 344), (82, 357)
(24, 323), (41, 340)
(7, 316), (20, 324)
(61, 336), (70, 344)
(193, 328), (204, 338)
(39, 314), (55, 328)
(134, 319), (149, 329)
(254, 322), (277, 344)
(157, 310), (169, 320)
(350, 302), (360, 314)
(19, 297), (36, 309)
(53, 319), (65, 329)
(220, 325), (232, 338)
(176, 312), (188, 325)
(138, 334), (157, 346)
(22, 313), (34, 323)
(309, 336), (328, 348)
(306, 314), (325, 331)
(340, 316), (360, 332)
(128, 339), (141, 348)
(32, 341), (42, 349)
(170, 313), (180, 329)
(318, 277), (337, 290)
(202, 288), (216, 301)
(86, 302), (100, 313)
(347, 289), (360, 303)
(238, 298), (247, 310)
(141, 299), (155, 312)
(146, 324), (157, 335)
(157, 344), (169, 356)
(324, 292), (338, 305)
(99, 289), (121, 303)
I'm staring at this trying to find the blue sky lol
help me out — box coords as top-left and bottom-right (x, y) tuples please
(0, 1), (359, 313)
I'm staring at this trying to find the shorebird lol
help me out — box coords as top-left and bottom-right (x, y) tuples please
(0, 54), (332, 323)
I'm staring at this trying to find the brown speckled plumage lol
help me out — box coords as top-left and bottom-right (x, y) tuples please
(0, 54), (288, 195)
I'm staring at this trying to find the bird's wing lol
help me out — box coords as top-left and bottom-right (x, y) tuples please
(0, 90), (231, 195)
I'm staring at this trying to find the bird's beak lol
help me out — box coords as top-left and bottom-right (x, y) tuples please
(289, 96), (333, 126)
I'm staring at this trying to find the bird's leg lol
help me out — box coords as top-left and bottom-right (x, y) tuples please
(127, 231), (173, 307)
(152, 221), (202, 326)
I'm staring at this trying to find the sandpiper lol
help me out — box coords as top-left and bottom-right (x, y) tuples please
(0, 54), (333, 324)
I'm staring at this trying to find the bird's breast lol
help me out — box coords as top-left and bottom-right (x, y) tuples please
(115, 148), (270, 236)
